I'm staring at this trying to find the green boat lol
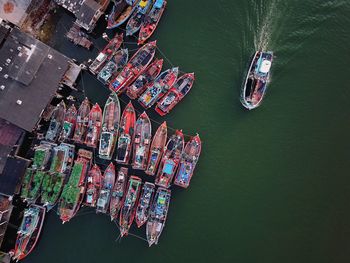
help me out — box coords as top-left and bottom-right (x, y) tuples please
(21, 168), (35, 199)
(25, 171), (46, 203)
(41, 172), (66, 210)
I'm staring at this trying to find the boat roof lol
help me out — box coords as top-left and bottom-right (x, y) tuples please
(259, 60), (271, 74)
(154, 0), (164, 8)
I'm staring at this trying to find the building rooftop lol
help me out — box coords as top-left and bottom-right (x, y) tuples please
(0, 0), (32, 27)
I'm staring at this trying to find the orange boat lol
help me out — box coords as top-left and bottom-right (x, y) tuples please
(84, 164), (102, 207)
(73, 98), (90, 144)
(84, 103), (103, 148)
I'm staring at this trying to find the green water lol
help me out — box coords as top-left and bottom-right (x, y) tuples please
(24, 0), (350, 262)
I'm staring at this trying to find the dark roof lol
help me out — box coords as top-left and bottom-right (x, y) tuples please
(76, 0), (101, 27)
(0, 26), (70, 131)
(54, 0), (82, 14)
(0, 24), (10, 46)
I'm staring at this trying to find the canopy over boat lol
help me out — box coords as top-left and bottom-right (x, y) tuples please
(154, 0), (164, 8)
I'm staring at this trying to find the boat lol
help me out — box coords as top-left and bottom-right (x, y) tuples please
(126, 0), (153, 36)
(97, 48), (129, 85)
(126, 58), (163, 99)
(131, 112), (152, 170)
(146, 187), (171, 246)
(109, 41), (157, 94)
(45, 101), (66, 141)
(89, 33), (124, 74)
(155, 130), (184, 188)
(47, 143), (75, 174)
(99, 93), (121, 160)
(174, 134), (201, 188)
(96, 162), (116, 214)
(12, 204), (46, 261)
(58, 149), (92, 223)
(155, 73), (195, 116)
(135, 182), (155, 228)
(59, 104), (77, 142)
(73, 98), (90, 144)
(138, 67), (178, 109)
(241, 51), (273, 110)
(107, 0), (137, 29)
(84, 164), (102, 207)
(119, 175), (142, 237)
(138, 0), (167, 44)
(145, 121), (167, 175)
(109, 167), (128, 221)
(115, 101), (136, 164)
(84, 103), (103, 148)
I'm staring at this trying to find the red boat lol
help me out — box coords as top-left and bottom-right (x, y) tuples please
(109, 41), (157, 94)
(84, 103), (103, 148)
(84, 164), (102, 207)
(155, 73), (195, 116)
(109, 167), (128, 221)
(155, 130), (184, 188)
(96, 162), (116, 214)
(126, 58), (163, 99)
(73, 98), (90, 144)
(115, 102), (136, 164)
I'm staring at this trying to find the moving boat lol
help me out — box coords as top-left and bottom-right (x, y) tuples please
(115, 101), (136, 164)
(138, 67), (178, 109)
(241, 51), (273, 110)
(89, 33), (123, 74)
(96, 162), (116, 214)
(119, 176), (142, 237)
(12, 204), (46, 261)
(109, 41), (157, 94)
(58, 149), (92, 223)
(73, 98), (90, 144)
(174, 134), (201, 188)
(99, 93), (121, 160)
(107, 0), (137, 29)
(59, 104), (77, 142)
(97, 48), (129, 84)
(109, 167), (128, 221)
(45, 101), (66, 141)
(146, 187), (171, 246)
(126, 0), (153, 36)
(126, 58), (163, 99)
(138, 0), (167, 44)
(135, 182), (155, 228)
(131, 112), (152, 170)
(155, 73), (195, 116)
(145, 121), (167, 175)
(155, 130), (184, 188)
(84, 164), (102, 207)
(84, 103), (103, 148)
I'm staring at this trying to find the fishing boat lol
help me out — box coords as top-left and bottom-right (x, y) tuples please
(48, 143), (75, 174)
(89, 33), (124, 74)
(126, 58), (163, 99)
(109, 167), (128, 221)
(138, 0), (167, 44)
(12, 204), (46, 261)
(115, 101), (136, 164)
(138, 67), (178, 109)
(96, 162), (116, 214)
(99, 93), (121, 160)
(155, 130), (184, 188)
(59, 104), (77, 142)
(107, 0), (137, 29)
(126, 0), (153, 36)
(241, 51), (273, 110)
(174, 135), (201, 188)
(97, 48), (129, 85)
(146, 187), (171, 246)
(119, 176), (142, 237)
(45, 101), (66, 141)
(135, 182), (155, 228)
(131, 112), (152, 170)
(84, 103), (103, 148)
(84, 164), (102, 207)
(73, 98), (90, 144)
(155, 73), (195, 116)
(58, 149), (92, 223)
(145, 121), (167, 175)
(109, 41), (157, 94)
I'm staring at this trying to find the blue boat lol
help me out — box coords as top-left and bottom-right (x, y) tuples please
(126, 0), (153, 36)
(107, 0), (137, 29)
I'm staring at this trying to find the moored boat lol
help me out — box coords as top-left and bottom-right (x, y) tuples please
(59, 104), (77, 142)
(107, 0), (137, 29)
(135, 182), (155, 228)
(84, 103), (103, 148)
(96, 162), (116, 214)
(155, 130), (184, 188)
(155, 73), (195, 116)
(146, 187), (171, 246)
(73, 98), (90, 144)
(109, 167), (128, 221)
(84, 164), (102, 207)
(126, 0), (153, 36)
(145, 121), (167, 175)
(138, 67), (178, 109)
(115, 101), (136, 164)
(241, 51), (273, 110)
(45, 101), (66, 141)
